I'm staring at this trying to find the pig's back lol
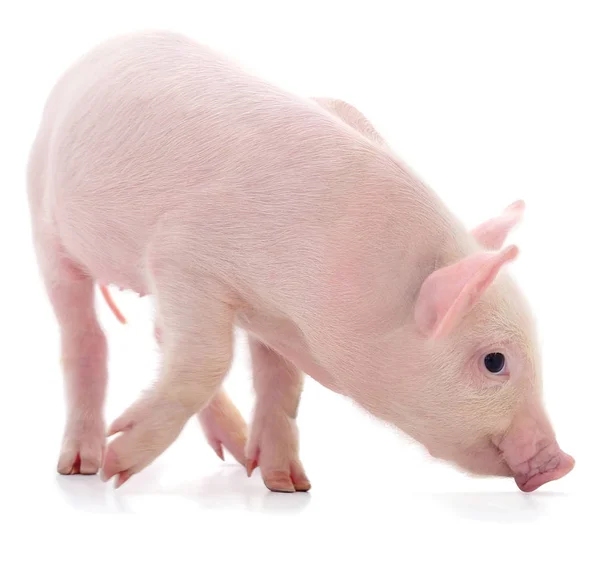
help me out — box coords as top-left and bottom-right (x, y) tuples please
(34, 32), (372, 285)
(32, 31), (455, 364)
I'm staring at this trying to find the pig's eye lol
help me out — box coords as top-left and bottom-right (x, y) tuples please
(484, 353), (506, 374)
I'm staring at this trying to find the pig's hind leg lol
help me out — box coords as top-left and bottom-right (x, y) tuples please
(32, 232), (108, 475)
(246, 337), (310, 492)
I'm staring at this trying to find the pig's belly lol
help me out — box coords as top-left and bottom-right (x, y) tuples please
(58, 234), (151, 299)
(235, 309), (341, 393)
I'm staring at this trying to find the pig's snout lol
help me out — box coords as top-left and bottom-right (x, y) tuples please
(494, 412), (575, 492)
(511, 446), (575, 493)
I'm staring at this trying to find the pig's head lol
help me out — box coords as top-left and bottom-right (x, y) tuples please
(390, 200), (574, 491)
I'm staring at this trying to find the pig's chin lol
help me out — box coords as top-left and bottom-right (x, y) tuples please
(432, 443), (512, 478)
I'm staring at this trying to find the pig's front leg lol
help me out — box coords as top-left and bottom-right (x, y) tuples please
(198, 391), (248, 465)
(154, 324), (248, 465)
(33, 233), (107, 475)
(246, 337), (310, 492)
(101, 271), (234, 487)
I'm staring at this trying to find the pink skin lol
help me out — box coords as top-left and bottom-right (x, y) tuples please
(28, 31), (573, 493)
(26, 229), (107, 475)
(318, 97), (574, 490)
(197, 390), (247, 466)
(245, 337), (310, 492)
(471, 200), (525, 250)
(155, 325), (248, 467)
(494, 406), (575, 492)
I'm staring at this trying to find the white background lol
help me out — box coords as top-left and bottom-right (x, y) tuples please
(1, 1), (598, 567)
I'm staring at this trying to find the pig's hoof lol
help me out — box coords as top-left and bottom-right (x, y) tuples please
(246, 458), (311, 493)
(265, 465), (311, 493)
(57, 421), (105, 475)
(246, 410), (311, 493)
(101, 396), (187, 487)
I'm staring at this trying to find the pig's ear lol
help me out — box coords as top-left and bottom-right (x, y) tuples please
(414, 245), (519, 338)
(471, 200), (525, 250)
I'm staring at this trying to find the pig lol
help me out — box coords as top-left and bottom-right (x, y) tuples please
(27, 30), (574, 493)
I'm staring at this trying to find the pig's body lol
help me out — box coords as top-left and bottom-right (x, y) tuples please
(28, 31), (573, 492)
(31, 32), (451, 379)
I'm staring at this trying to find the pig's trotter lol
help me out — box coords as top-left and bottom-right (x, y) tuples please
(101, 390), (190, 486)
(30, 226), (108, 475)
(198, 391), (248, 465)
(58, 418), (105, 475)
(102, 267), (235, 486)
(246, 337), (310, 492)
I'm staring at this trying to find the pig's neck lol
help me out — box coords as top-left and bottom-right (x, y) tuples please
(320, 157), (477, 418)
